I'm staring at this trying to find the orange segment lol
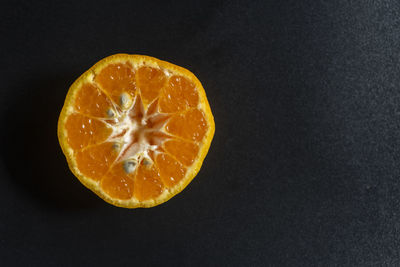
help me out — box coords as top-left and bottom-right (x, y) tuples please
(58, 54), (215, 208)
(136, 66), (167, 104)
(159, 75), (199, 113)
(65, 113), (111, 150)
(75, 142), (118, 181)
(74, 83), (114, 118)
(134, 163), (164, 201)
(165, 109), (208, 142)
(163, 139), (199, 166)
(156, 153), (187, 187)
(94, 63), (136, 105)
(101, 162), (135, 200)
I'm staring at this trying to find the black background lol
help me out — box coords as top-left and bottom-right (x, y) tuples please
(1, 0), (400, 266)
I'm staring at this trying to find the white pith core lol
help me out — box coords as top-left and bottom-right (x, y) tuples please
(102, 94), (170, 174)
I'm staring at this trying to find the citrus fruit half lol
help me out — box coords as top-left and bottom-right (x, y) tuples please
(58, 54), (215, 208)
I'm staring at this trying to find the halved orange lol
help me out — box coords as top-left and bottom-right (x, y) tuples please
(58, 54), (215, 208)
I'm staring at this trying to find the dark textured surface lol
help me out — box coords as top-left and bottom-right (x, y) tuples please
(1, 1), (400, 266)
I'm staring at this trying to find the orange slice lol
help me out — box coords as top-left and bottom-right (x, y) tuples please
(58, 54), (215, 208)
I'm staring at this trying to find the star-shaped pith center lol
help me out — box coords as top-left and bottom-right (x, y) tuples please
(103, 94), (171, 173)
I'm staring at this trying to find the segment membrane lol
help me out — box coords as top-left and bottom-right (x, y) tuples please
(156, 153), (187, 188)
(101, 162), (135, 199)
(94, 63), (136, 105)
(163, 139), (199, 166)
(136, 66), (167, 104)
(165, 109), (208, 141)
(159, 75), (199, 113)
(74, 83), (114, 118)
(65, 114), (111, 150)
(76, 142), (118, 181)
(134, 163), (164, 201)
